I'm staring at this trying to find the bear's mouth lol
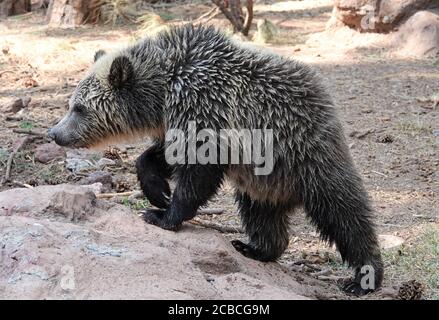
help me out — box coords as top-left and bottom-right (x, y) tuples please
(52, 136), (87, 149)
(72, 140), (89, 149)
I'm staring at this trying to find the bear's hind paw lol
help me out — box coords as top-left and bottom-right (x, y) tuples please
(342, 279), (375, 296)
(141, 209), (180, 231)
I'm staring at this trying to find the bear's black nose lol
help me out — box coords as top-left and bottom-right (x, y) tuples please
(47, 128), (56, 140)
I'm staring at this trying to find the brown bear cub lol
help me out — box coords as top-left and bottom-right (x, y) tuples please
(49, 24), (383, 295)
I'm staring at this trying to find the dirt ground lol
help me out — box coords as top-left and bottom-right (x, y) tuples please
(0, 0), (438, 299)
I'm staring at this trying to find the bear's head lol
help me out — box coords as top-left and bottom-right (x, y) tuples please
(48, 49), (165, 149)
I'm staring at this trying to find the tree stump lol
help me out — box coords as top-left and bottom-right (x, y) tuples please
(0, 0), (31, 18)
(46, 0), (102, 28)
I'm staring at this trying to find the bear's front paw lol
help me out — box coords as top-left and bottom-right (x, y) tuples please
(140, 176), (171, 209)
(231, 240), (253, 257)
(141, 209), (180, 231)
(342, 279), (374, 296)
(231, 240), (279, 262)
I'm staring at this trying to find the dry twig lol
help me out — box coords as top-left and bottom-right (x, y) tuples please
(317, 275), (347, 282)
(96, 191), (136, 199)
(13, 129), (46, 137)
(1, 136), (36, 185)
(12, 180), (34, 189)
(211, 0), (253, 36)
(0, 70), (14, 77)
(197, 208), (225, 215)
(310, 268), (332, 277)
(189, 218), (243, 233)
(193, 7), (220, 24)
(5, 116), (24, 122)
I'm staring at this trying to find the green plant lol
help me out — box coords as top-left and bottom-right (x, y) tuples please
(136, 12), (168, 37)
(0, 148), (9, 165)
(20, 121), (34, 130)
(132, 199), (149, 210)
(121, 197), (149, 211)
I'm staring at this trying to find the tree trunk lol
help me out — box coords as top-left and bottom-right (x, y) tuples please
(212, 0), (253, 36)
(46, 0), (102, 28)
(0, 0), (31, 18)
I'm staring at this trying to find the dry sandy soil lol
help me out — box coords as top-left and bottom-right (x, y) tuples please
(0, 0), (438, 299)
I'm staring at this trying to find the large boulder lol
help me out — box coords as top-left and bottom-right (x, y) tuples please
(392, 9), (439, 57)
(328, 0), (438, 33)
(0, 184), (325, 299)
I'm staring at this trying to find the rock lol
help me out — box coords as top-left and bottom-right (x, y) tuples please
(48, 189), (97, 222)
(379, 287), (399, 299)
(0, 184), (100, 219)
(22, 96), (31, 107)
(2, 97), (30, 114)
(328, 0), (438, 33)
(97, 157), (116, 168)
(66, 158), (94, 173)
(65, 149), (101, 173)
(392, 9), (439, 58)
(83, 171), (113, 192)
(35, 143), (66, 164)
(349, 128), (374, 139)
(0, 184), (326, 299)
(6, 99), (24, 113)
(2, 45), (9, 55)
(378, 234), (405, 249)
(86, 182), (104, 195)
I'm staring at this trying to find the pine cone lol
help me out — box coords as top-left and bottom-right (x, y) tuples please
(377, 134), (394, 144)
(104, 147), (122, 161)
(398, 280), (425, 300)
(113, 176), (131, 193)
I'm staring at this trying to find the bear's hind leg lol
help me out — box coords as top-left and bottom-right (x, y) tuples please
(232, 192), (291, 262)
(136, 141), (172, 209)
(302, 168), (383, 296)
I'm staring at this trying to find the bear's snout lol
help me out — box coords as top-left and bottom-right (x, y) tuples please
(47, 127), (67, 146)
(47, 125), (77, 147)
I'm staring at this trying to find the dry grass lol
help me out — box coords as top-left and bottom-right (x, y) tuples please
(383, 224), (439, 299)
(136, 12), (169, 38)
(396, 120), (431, 135)
(100, 0), (143, 25)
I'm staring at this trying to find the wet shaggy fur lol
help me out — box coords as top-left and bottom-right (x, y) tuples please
(50, 24), (383, 295)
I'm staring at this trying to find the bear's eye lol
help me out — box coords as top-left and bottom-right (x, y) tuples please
(72, 104), (85, 114)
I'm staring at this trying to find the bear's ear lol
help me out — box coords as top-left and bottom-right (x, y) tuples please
(108, 56), (134, 89)
(94, 50), (106, 62)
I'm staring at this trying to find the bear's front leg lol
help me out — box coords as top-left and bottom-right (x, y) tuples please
(136, 142), (173, 209)
(142, 164), (224, 231)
